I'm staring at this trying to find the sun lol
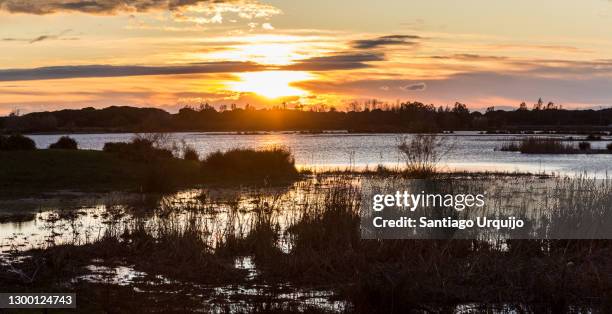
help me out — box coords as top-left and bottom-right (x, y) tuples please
(229, 71), (312, 99)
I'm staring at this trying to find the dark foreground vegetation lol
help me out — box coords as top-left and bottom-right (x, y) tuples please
(1, 175), (611, 312)
(201, 147), (298, 183)
(3, 99), (612, 133)
(0, 133), (36, 150)
(0, 134), (299, 197)
(0, 149), (199, 197)
(48, 136), (78, 149)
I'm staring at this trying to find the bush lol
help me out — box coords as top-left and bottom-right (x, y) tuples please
(183, 146), (199, 161)
(578, 141), (591, 151)
(607, 143), (612, 151)
(397, 134), (452, 176)
(49, 136), (78, 150)
(201, 147), (298, 183)
(0, 134), (36, 151)
(103, 137), (172, 161)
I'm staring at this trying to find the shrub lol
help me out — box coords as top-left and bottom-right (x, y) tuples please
(201, 147), (298, 183)
(607, 143), (612, 151)
(103, 136), (202, 192)
(578, 141), (591, 151)
(0, 134), (36, 151)
(103, 137), (172, 161)
(397, 134), (452, 176)
(183, 146), (199, 161)
(49, 136), (78, 150)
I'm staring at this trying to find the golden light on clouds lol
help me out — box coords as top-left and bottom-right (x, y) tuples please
(229, 71), (312, 99)
(2, 0), (612, 114)
(210, 43), (301, 65)
(198, 34), (330, 66)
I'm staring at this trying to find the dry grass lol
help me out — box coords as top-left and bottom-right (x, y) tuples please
(518, 138), (573, 154)
(397, 134), (453, 177)
(2, 174), (612, 312)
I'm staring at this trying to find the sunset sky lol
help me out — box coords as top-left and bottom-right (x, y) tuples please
(2, 0), (612, 114)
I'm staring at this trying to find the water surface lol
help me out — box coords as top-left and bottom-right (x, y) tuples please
(29, 132), (612, 176)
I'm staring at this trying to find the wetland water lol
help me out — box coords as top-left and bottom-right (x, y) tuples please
(29, 131), (612, 176)
(0, 179), (356, 312)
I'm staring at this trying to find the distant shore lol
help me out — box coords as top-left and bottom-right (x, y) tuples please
(3, 104), (612, 135)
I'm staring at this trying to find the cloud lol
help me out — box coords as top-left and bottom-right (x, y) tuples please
(402, 82), (426, 91)
(2, 29), (76, 43)
(283, 53), (385, 71)
(351, 35), (420, 49)
(0, 62), (266, 81)
(429, 54), (508, 61)
(488, 44), (590, 54)
(296, 70), (612, 107)
(0, 0), (198, 14)
(0, 0), (281, 18)
(0, 52), (385, 82)
(172, 1), (281, 25)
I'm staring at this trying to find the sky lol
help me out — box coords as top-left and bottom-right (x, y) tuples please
(1, 0), (612, 114)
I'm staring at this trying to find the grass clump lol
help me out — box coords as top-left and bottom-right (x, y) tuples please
(49, 136), (78, 150)
(500, 138), (612, 154)
(0, 134), (36, 151)
(518, 138), (573, 154)
(103, 134), (196, 192)
(498, 142), (520, 152)
(182, 146), (199, 161)
(201, 147), (298, 183)
(397, 134), (452, 177)
(578, 141), (591, 151)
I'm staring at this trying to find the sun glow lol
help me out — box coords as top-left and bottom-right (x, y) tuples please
(198, 35), (314, 66)
(229, 71), (312, 98)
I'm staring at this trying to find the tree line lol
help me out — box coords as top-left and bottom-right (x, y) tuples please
(2, 100), (612, 133)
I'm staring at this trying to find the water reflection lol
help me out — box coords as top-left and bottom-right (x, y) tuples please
(0, 175), (608, 312)
(28, 132), (612, 176)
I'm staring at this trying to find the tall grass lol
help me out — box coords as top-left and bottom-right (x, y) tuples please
(201, 147), (298, 183)
(102, 133), (199, 192)
(500, 138), (612, 154)
(518, 137), (574, 154)
(397, 134), (452, 177)
(5, 175), (612, 312)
